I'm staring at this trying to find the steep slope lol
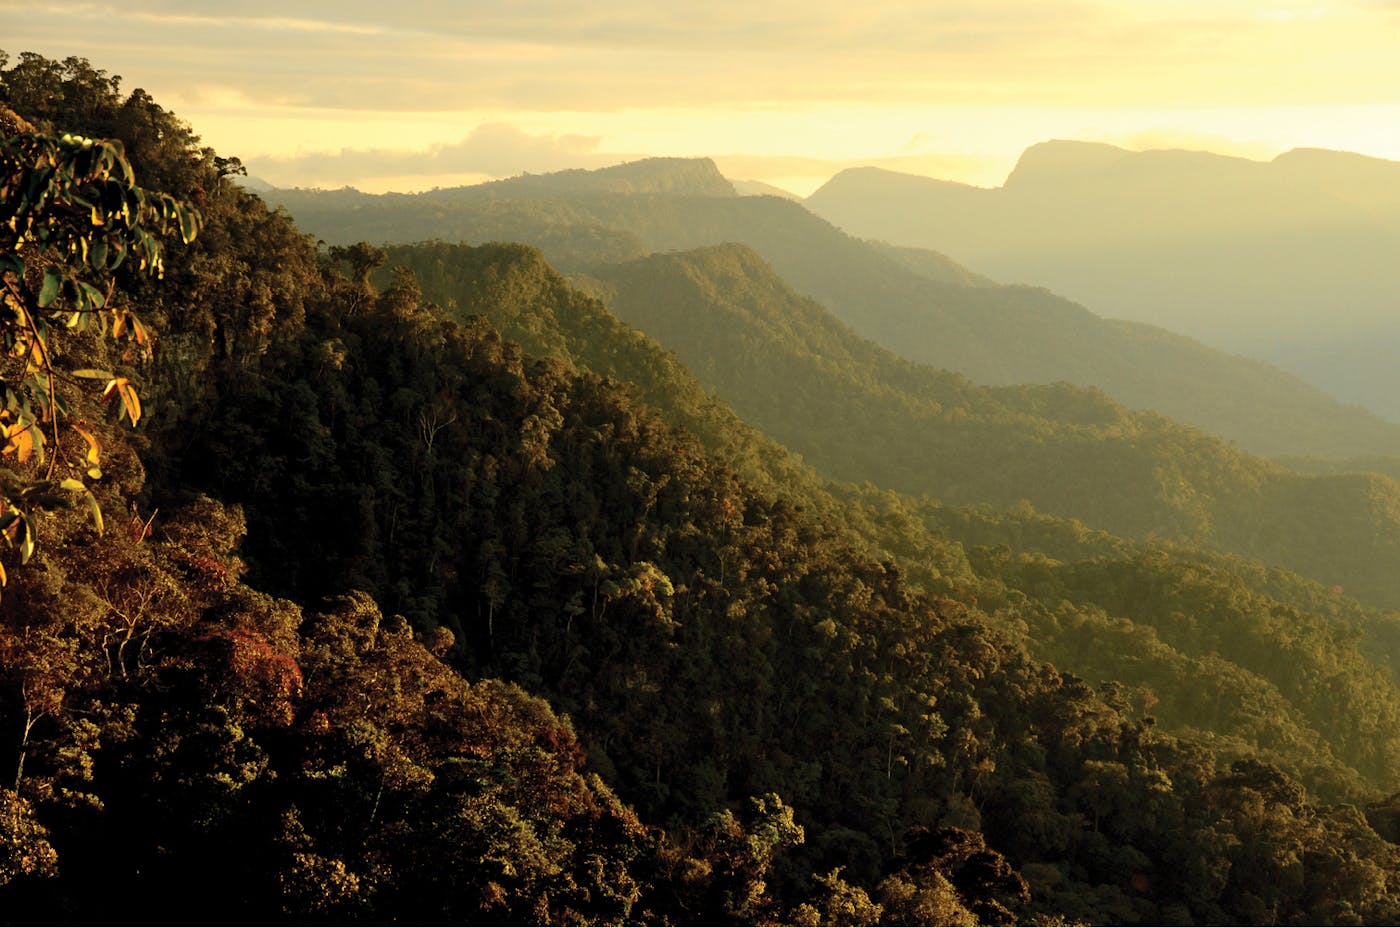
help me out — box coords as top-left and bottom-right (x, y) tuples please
(267, 165), (1400, 460)
(805, 143), (1400, 421)
(389, 241), (1400, 802)
(865, 240), (998, 287)
(577, 243), (1400, 611)
(380, 240), (833, 511)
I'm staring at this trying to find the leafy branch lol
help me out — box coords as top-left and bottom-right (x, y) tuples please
(0, 120), (200, 585)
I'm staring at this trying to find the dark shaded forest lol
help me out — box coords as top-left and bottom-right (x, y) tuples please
(2, 52), (1400, 926)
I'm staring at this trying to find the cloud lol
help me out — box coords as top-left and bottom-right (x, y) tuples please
(0, 0), (1173, 112)
(129, 11), (390, 35)
(246, 129), (1012, 195)
(13, 0), (1400, 119)
(248, 122), (613, 188)
(9, 0), (1400, 190)
(104, 0), (1101, 51)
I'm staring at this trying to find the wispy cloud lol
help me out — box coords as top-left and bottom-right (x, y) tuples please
(248, 122), (612, 188)
(241, 123), (1016, 195)
(128, 11), (390, 35)
(11, 0), (1400, 114)
(6, 0), (1400, 191)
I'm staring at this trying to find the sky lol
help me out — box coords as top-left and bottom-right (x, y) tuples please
(5, 0), (1400, 195)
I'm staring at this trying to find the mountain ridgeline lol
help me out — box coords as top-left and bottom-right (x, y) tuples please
(389, 239), (1400, 795)
(267, 156), (1400, 461)
(4, 52), (1400, 926)
(804, 142), (1400, 423)
(393, 239), (1400, 613)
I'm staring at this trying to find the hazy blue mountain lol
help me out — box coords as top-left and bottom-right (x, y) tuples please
(805, 142), (1400, 421)
(268, 159), (1400, 460)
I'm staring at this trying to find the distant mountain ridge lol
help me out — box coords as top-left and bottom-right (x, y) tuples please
(447, 155), (738, 198)
(805, 141), (1400, 421)
(268, 158), (1400, 460)
(578, 242), (1400, 610)
(730, 178), (802, 199)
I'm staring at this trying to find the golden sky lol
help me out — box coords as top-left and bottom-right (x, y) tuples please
(6, 0), (1400, 193)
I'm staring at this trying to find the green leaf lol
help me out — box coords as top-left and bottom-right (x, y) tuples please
(110, 143), (133, 184)
(0, 254), (23, 277)
(60, 478), (85, 492)
(72, 369), (115, 380)
(38, 269), (62, 308)
(89, 239), (108, 270)
(179, 207), (201, 244)
(84, 490), (103, 535)
(27, 424), (45, 464)
(17, 516), (34, 564)
(77, 281), (105, 309)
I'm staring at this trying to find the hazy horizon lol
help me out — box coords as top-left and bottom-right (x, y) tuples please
(8, 0), (1400, 194)
(248, 138), (1400, 198)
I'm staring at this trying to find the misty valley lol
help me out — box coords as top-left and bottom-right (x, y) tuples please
(4, 51), (1400, 926)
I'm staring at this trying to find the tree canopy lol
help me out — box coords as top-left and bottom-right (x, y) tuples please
(3, 51), (1400, 926)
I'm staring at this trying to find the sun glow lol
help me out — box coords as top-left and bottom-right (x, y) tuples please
(6, 0), (1399, 191)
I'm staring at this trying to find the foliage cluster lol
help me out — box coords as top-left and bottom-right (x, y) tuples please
(0, 96), (199, 587)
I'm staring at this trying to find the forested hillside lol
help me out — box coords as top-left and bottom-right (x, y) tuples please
(387, 238), (1400, 801)
(268, 165), (1400, 461)
(4, 52), (1400, 926)
(397, 240), (1400, 613)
